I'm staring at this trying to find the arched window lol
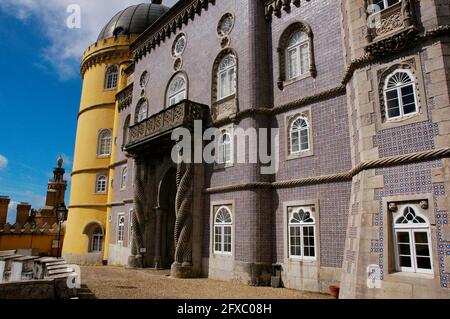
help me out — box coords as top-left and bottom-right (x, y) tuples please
(105, 65), (118, 90)
(96, 175), (107, 193)
(214, 206), (232, 255)
(286, 30), (310, 80)
(97, 129), (112, 157)
(218, 54), (237, 100)
(218, 130), (232, 164)
(290, 116), (310, 154)
(135, 100), (148, 123)
(393, 205), (433, 273)
(383, 69), (418, 120)
(167, 74), (187, 107)
(122, 115), (130, 147)
(374, 0), (400, 10)
(91, 227), (104, 252)
(121, 167), (127, 190)
(117, 214), (125, 245)
(288, 207), (316, 259)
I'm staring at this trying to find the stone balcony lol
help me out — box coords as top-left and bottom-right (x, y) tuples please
(125, 100), (210, 153)
(366, 0), (418, 55)
(116, 84), (133, 112)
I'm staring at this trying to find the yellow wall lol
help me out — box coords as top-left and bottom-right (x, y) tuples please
(62, 36), (134, 264)
(0, 234), (63, 257)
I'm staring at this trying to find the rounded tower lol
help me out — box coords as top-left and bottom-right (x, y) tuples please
(63, 2), (169, 264)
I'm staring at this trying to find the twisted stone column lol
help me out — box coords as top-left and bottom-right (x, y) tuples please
(174, 160), (194, 267)
(129, 158), (146, 268)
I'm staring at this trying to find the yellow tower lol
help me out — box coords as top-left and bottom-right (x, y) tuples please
(63, 2), (169, 264)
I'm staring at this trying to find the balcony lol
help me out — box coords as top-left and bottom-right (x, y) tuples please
(125, 100), (210, 152)
(366, 0), (418, 55)
(116, 84), (133, 111)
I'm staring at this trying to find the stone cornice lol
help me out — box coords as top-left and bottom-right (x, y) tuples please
(71, 167), (109, 176)
(77, 102), (115, 119)
(265, 0), (302, 20)
(205, 148), (450, 194)
(81, 47), (131, 78)
(131, 0), (216, 61)
(108, 159), (128, 169)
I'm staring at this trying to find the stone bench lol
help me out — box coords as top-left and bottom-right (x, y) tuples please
(0, 250), (16, 257)
(45, 267), (74, 277)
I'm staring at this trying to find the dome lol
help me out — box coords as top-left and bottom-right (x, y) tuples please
(97, 2), (170, 41)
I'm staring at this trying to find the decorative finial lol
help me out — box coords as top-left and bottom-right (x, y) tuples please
(57, 155), (64, 168)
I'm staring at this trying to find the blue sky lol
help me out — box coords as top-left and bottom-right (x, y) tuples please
(0, 1), (177, 223)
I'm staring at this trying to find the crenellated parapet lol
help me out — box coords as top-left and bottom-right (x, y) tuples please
(264, 0), (303, 20)
(0, 222), (63, 236)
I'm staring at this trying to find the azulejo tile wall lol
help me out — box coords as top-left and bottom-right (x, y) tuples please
(373, 160), (449, 287)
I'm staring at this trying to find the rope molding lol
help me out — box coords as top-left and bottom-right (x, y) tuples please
(211, 25), (450, 127)
(71, 167), (109, 176)
(204, 147), (450, 194)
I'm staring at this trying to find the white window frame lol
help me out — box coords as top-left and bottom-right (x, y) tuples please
(217, 54), (237, 100)
(97, 129), (112, 157)
(383, 69), (418, 121)
(213, 206), (233, 256)
(136, 100), (148, 123)
(105, 65), (118, 90)
(129, 209), (134, 245)
(375, 0), (401, 11)
(288, 206), (316, 261)
(285, 31), (310, 80)
(95, 174), (108, 194)
(120, 166), (127, 190)
(167, 74), (187, 107)
(289, 116), (311, 155)
(217, 130), (233, 165)
(117, 213), (125, 246)
(91, 227), (103, 252)
(393, 204), (433, 274)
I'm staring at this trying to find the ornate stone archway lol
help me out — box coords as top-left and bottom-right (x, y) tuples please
(125, 100), (209, 278)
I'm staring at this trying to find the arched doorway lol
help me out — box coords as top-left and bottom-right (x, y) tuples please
(156, 167), (177, 268)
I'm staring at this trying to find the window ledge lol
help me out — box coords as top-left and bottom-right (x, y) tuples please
(386, 272), (434, 280)
(216, 94), (236, 104)
(282, 73), (312, 88)
(286, 150), (314, 161)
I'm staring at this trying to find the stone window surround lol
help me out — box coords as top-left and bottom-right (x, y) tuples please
(210, 200), (235, 260)
(97, 128), (113, 158)
(165, 70), (189, 109)
(83, 221), (105, 254)
(373, 54), (428, 130)
(211, 48), (239, 121)
(214, 124), (234, 170)
(284, 107), (314, 161)
(134, 97), (149, 125)
(381, 193), (438, 281)
(104, 64), (119, 91)
(282, 199), (320, 265)
(277, 21), (317, 91)
(216, 12), (235, 39)
(94, 172), (108, 194)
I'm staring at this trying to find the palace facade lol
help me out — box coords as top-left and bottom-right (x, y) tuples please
(62, 0), (450, 298)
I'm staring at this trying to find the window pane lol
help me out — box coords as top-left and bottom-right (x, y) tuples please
(299, 44), (309, 75)
(416, 257), (432, 270)
(288, 48), (298, 79)
(415, 244), (430, 257)
(414, 232), (428, 244)
(398, 243), (411, 255)
(399, 256), (412, 267)
(397, 231), (410, 243)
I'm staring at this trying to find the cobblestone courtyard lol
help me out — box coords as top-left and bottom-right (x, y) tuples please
(80, 266), (332, 299)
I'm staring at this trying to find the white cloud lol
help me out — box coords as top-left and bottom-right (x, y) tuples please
(0, 0), (178, 79)
(7, 200), (19, 224)
(0, 155), (8, 171)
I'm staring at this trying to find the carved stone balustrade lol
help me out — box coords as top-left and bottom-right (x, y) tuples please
(366, 0), (418, 55)
(125, 100), (209, 152)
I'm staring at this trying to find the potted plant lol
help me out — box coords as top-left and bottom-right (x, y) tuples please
(329, 285), (340, 299)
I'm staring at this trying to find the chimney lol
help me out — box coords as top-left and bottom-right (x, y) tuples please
(16, 202), (31, 225)
(0, 196), (10, 225)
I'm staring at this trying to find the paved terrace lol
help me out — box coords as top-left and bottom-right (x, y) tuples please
(80, 266), (331, 299)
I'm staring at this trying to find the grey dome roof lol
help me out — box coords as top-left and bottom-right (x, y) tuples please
(97, 3), (169, 41)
